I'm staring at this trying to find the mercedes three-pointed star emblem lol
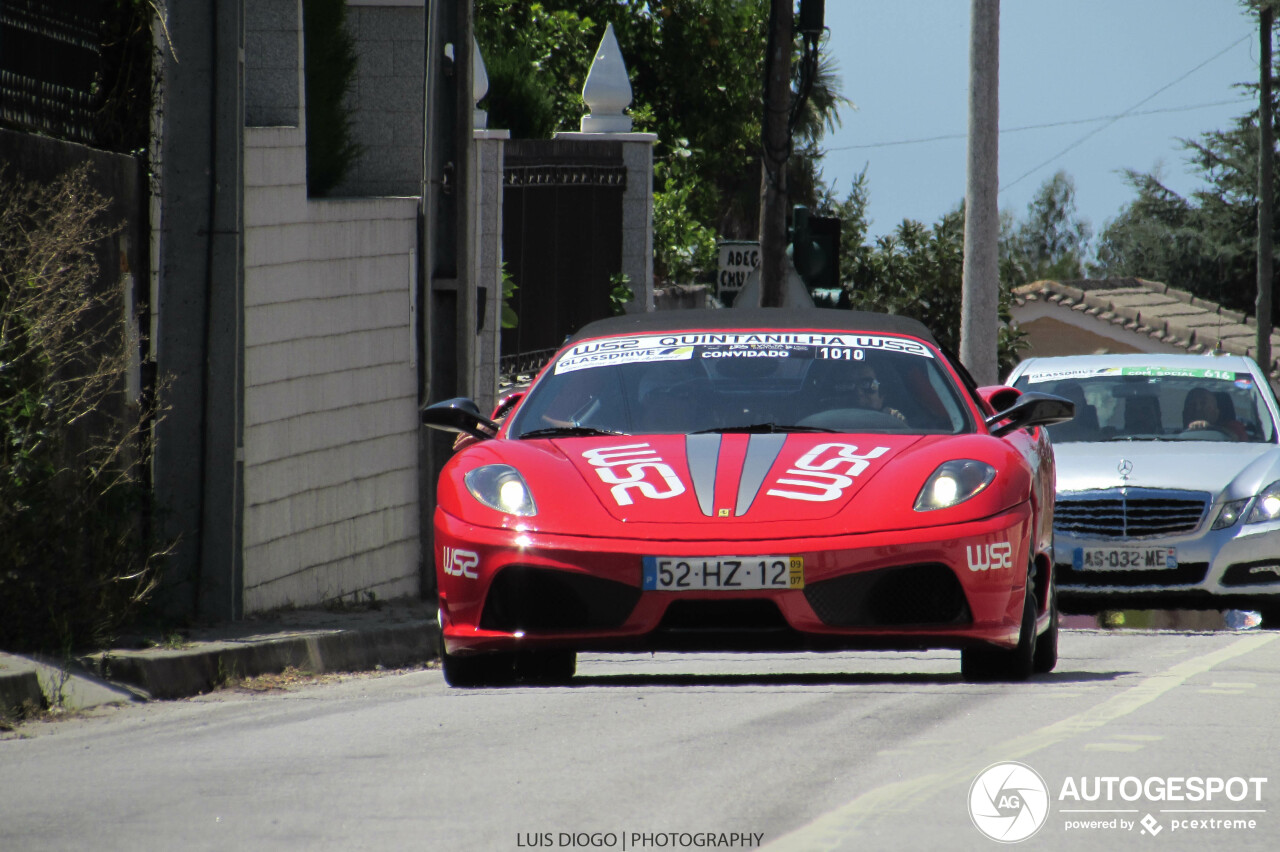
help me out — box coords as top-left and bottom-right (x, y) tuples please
(1118, 459), (1133, 480)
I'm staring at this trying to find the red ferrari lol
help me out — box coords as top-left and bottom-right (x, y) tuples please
(423, 309), (1072, 686)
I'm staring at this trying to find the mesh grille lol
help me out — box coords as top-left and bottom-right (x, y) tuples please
(803, 563), (971, 628)
(480, 566), (640, 632)
(1055, 489), (1208, 538)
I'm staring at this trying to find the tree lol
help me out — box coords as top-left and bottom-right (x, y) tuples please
(1001, 171), (1092, 288)
(815, 175), (1026, 376)
(474, 1), (851, 284)
(1090, 4), (1280, 320)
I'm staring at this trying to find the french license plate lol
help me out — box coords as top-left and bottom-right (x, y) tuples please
(1072, 546), (1177, 571)
(642, 556), (804, 591)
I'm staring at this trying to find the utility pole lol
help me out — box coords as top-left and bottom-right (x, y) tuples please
(758, 0), (793, 307)
(960, 0), (1000, 386)
(1258, 4), (1273, 377)
(421, 0), (474, 595)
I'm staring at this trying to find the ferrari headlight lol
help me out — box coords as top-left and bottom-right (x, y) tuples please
(914, 460), (996, 511)
(1213, 498), (1250, 530)
(1245, 481), (1280, 525)
(464, 464), (537, 516)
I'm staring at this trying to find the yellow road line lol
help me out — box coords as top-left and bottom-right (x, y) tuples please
(762, 633), (1277, 851)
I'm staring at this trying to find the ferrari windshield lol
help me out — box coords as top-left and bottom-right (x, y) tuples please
(508, 331), (973, 437)
(1012, 365), (1277, 443)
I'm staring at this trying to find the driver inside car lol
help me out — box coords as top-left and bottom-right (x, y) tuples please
(1182, 386), (1247, 440)
(849, 363), (906, 422)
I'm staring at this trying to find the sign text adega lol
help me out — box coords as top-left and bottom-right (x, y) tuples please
(717, 241), (760, 297)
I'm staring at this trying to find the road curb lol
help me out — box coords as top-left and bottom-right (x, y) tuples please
(0, 658), (46, 717)
(83, 620), (439, 700)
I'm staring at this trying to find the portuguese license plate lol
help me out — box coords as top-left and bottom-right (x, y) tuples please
(642, 556), (804, 591)
(1073, 546), (1177, 571)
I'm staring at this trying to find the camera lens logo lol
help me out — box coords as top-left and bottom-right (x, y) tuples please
(968, 761), (1050, 843)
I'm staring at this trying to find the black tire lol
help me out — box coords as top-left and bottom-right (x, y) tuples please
(1256, 604), (1280, 630)
(962, 580), (1037, 682)
(517, 650), (577, 685)
(436, 609), (518, 687)
(1033, 581), (1059, 674)
(440, 648), (519, 687)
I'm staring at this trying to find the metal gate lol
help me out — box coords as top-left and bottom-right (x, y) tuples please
(501, 139), (627, 359)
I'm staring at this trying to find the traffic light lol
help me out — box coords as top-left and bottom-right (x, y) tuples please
(790, 205), (841, 291)
(797, 0), (825, 36)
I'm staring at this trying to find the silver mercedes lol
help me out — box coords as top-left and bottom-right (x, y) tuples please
(1005, 352), (1280, 621)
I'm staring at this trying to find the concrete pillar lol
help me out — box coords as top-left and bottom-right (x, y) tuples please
(555, 23), (655, 312)
(474, 129), (508, 411)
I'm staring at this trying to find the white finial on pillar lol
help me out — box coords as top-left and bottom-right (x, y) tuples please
(473, 36), (490, 129)
(580, 23), (632, 133)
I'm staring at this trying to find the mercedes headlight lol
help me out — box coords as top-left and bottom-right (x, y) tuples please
(914, 460), (996, 511)
(1246, 481), (1280, 525)
(1213, 498), (1250, 530)
(464, 465), (537, 516)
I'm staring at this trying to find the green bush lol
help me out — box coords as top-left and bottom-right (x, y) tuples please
(304, 0), (361, 196)
(0, 165), (168, 652)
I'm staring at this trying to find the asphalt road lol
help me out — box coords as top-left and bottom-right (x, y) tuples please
(2, 629), (1278, 852)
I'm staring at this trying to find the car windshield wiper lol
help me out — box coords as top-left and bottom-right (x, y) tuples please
(517, 425), (629, 439)
(692, 422), (837, 434)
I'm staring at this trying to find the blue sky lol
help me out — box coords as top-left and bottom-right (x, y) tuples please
(819, 1), (1262, 242)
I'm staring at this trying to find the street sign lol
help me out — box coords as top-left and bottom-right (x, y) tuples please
(717, 241), (760, 306)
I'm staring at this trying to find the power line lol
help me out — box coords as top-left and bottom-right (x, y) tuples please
(1000, 33), (1252, 193)
(827, 99), (1246, 151)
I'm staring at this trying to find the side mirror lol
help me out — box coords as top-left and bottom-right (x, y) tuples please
(421, 397), (500, 442)
(985, 392), (1075, 438)
(977, 385), (1023, 415)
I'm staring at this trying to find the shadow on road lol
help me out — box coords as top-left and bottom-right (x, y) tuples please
(562, 668), (1131, 688)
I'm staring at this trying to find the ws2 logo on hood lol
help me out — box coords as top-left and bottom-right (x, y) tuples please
(583, 443), (686, 506)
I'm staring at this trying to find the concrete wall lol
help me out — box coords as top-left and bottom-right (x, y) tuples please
(242, 125), (420, 611)
(239, 0), (421, 612)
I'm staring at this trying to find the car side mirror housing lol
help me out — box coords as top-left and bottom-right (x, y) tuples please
(985, 391), (1075, 438)
(422, 397), (500, 442)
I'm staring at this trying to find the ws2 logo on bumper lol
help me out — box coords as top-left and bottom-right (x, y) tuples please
(967, 542), (1013, 572)
(443, 547), (479, 579)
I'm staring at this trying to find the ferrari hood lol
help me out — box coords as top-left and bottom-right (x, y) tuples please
(1053, 440), (1277, 495)
(555, 433), (924, 525)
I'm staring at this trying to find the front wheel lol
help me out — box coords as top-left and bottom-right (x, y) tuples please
(962, 581), (1037, 682)
(517, 650), (577, 685)
(440, 646), (519, 687)
(1032, 581), (1059, 674)
(436, 608), (517, 687)
(1256, 604), (1280, 630)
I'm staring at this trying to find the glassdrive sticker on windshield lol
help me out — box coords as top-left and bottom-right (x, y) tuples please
(555, 337), (696, 373)
(1023, 365), (1238, 383)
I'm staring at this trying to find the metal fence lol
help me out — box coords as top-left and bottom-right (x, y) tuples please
(0, 0), (150, 151)
(498, 348), (558, 391)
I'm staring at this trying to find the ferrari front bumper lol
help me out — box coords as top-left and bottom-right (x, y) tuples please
(434, 503), (1041, 657)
